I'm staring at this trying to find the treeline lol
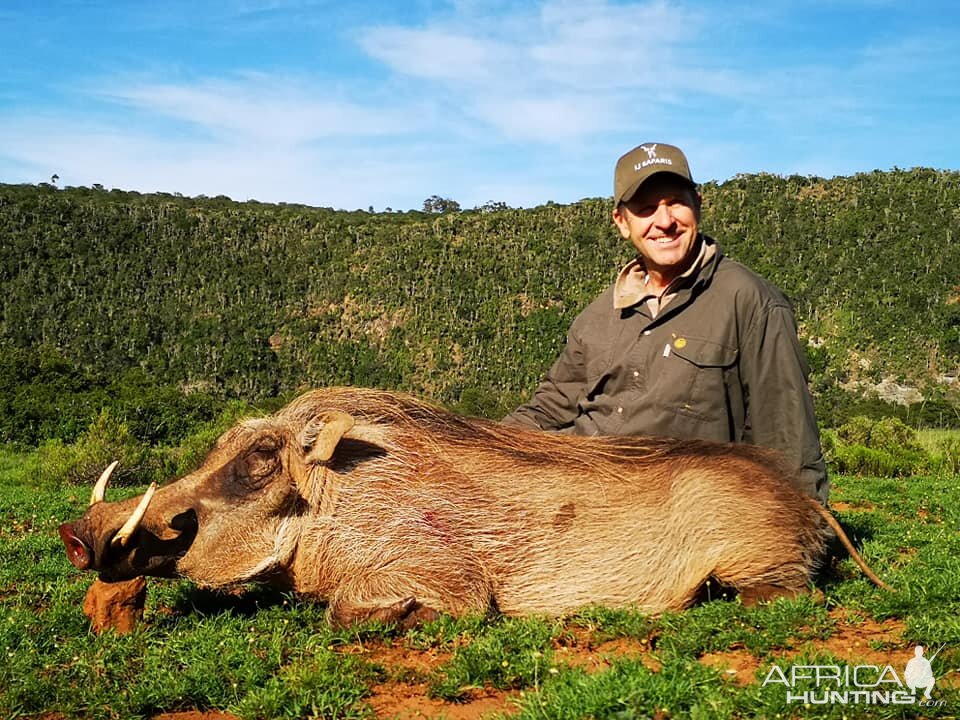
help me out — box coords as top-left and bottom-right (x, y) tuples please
(1, 170), (958, 447)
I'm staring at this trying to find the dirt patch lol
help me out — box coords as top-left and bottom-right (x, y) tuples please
(831, 501), (876, 512)
(83, 577), (147, 634)
(554, 626), (659, 673)
(700, 648), (762, 686)
(152, 713), (241, 720)
(349, 640), (525, 719)
(940, 669), (960, 690)
(813, 609), (909, 666)
(364, 641), (453, 676)
(359, 627), (662, 717)
(366, 682), (521, 720)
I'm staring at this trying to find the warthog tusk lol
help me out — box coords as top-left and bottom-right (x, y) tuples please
(111, 483), (157, 549)
(89, 460), (120, 506)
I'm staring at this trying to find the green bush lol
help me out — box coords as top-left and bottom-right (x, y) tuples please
(832, 443), (923, 477)
(868, 416), (925, 455)
(107, 367), (227, 445)
(829, 415), (930, 476)
(153, 399), (266, 479)
(0, 344), (103, 445)
(36, 408), (160, 487)
(0, 344), (229, 448)
(836, 415), (874, 447)
(33, 396), (275, 491)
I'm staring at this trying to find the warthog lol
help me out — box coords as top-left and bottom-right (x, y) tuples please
(59, 387), (888, 627)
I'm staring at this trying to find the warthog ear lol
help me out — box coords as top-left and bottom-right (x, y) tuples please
(300, 411), (356, 464)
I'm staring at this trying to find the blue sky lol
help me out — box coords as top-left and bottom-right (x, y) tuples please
(1, 1), (957, 210)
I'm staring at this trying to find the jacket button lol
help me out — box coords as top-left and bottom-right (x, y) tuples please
(643, 330), (652, 336)
(633, 370), (639, 377)
(617, 407), (623, 413)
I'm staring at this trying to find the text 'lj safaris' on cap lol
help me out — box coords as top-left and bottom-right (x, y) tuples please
(613, 143), (695, 206)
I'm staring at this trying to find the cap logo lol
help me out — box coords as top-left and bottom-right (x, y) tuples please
(615, 142), (692, 205)
(634, 143), (673, 172)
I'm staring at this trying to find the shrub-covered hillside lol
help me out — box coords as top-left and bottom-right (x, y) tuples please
(1, 169), (958, 446)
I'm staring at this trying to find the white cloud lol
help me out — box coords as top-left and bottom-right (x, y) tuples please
(97, 75), (429, 146)
(530, 0), (696, 88)
(354, 0), (759, 144)
(472, 94), (616, 142)
(359, 27), (509, 83)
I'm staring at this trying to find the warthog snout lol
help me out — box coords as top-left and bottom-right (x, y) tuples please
(59, 470), (199, 581)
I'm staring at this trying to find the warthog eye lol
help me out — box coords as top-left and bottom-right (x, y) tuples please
(242, 446), (281, 485)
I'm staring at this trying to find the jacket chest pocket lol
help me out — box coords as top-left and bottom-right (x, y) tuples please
(660, 337), (738, 421)
(582, 350), (614, 402)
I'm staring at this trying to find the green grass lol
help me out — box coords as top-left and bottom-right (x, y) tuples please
(915, 428), (960, 453)
(2, 444), (960, 718)
(916, 428), (960, 475)
(427, 616), (559, 701)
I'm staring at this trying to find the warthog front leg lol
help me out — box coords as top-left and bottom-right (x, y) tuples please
(327, 595), (440, 629)
(323, 562), (491, 629)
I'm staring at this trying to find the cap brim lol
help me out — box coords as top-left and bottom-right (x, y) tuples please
(615, 170), (696, 206)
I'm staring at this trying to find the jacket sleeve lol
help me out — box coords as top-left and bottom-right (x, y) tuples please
(502, 322), (588, 431)
(741, 301), (829, 504)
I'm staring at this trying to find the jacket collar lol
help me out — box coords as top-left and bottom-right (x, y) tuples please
(613, 235), (721, 311)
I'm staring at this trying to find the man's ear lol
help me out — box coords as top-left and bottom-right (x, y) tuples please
(299, 411), (356, 464)
(612, 204), (631, 239)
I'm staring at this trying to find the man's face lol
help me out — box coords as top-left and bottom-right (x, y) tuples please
(612, 174), (701, 279)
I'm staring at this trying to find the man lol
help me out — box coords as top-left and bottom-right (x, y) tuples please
(504, 142), (828, 504)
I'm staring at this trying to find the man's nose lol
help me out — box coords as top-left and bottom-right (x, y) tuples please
(652, 202), (674, 227)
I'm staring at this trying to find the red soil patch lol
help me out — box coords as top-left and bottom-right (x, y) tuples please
(814, 609), (909, 666)
(83, 577), (146, 634)
(343, 627), (663, 718)
(830, 500), (876, 512)
(699, 648), (762, 686)
(554, 626), (659, 673)
(152, 713), (241, 720)
(366, 682), (521, 720)
(361, 642), (520, 719)
(363, 640), (453, 674)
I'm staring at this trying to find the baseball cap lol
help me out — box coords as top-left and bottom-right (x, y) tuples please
(613, 143), (695, 206)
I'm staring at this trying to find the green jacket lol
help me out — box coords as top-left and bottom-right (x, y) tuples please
(504, 236), (828, 503)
